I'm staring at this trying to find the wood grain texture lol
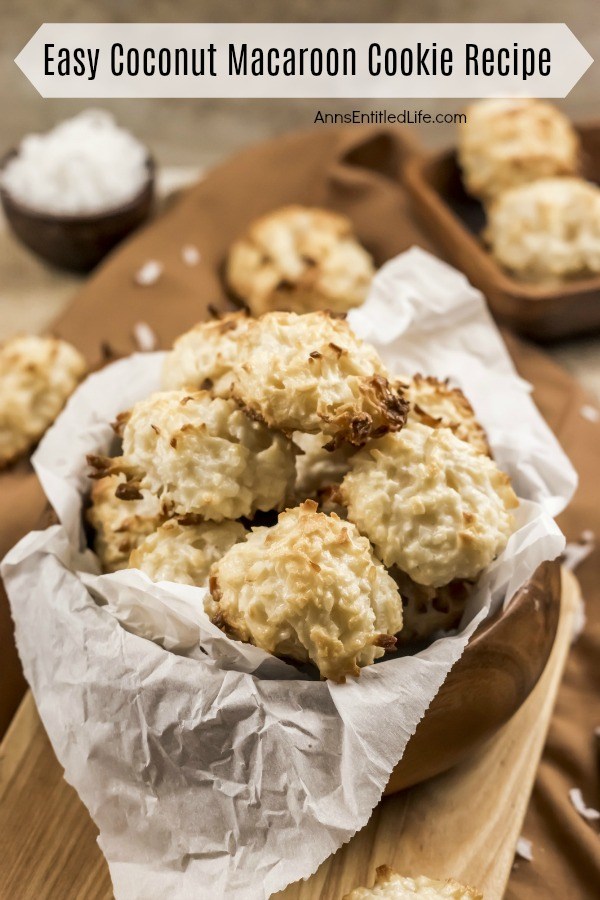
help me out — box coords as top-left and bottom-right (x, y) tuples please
(0, 570), (579, 900)
(277, 568), (580, 899)
(404, 122), (600, 341)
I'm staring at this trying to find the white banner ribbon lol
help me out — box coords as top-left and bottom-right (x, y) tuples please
(15, 23), (593, 99)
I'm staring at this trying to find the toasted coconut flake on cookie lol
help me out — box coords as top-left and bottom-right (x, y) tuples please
(231, 311), (408, 446)
(130, 518), (246, 585)
(344, 864), (483, 899)
(341, 421), (517, 587)
(0, 334), (86, 470)
(403, 374), (491, 456)
(162, 311), (254, 395)
(226, 205), (375, 315)
(457, 98), (579, 202)
(208, 500), (403, 681)
(91, 390), (296, 521)
(86, 474), (165, 572)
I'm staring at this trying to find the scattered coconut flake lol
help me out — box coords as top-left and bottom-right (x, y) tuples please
(515, 836), (534, 861)
(580, 405), (600, 423)
(134, 260), (163, 286)
(132, 321), (158, 352)
(182, 244), (201, 266)
(569, 788), (600, 822)
(0, 110), (148, 215)
(581, 529), (595, 543)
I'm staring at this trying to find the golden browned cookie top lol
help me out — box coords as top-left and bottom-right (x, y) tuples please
(226, 204), (375, 315)
(208, 500), (403, 681)
(485, 176), (600, 281)
(344, 863), (483, 899)
(0, 334), (86, 469)
(457, 98), (579, 202)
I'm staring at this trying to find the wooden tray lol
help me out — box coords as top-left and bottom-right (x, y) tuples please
(0, 569), (580, 900)
(404, 122), (600, 341)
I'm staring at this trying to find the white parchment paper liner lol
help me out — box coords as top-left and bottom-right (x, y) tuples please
(1, 248), (576, 899)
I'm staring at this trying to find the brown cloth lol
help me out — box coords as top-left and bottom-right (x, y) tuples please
(0, 125), (598, 899)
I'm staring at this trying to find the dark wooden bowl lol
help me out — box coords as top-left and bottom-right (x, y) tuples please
(384, 559), (561, 794)
(0, 154), (155, 273)
(404, 122), (600, 341)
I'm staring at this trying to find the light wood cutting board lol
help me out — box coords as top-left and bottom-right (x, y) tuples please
(0, 570), (580, 900)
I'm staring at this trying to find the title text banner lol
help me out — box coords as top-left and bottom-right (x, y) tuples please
(15, 23), (593, 99)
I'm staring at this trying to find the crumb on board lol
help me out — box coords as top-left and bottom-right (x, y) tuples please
(569, 787), (600, 822)
(182, 244), (201, 266)
(134, 260), (163, 286)
(580, 404), (599, 423)
(515, 836), (534, 861)
(561, 530), (595, 572)
(132, 321), (158, 352)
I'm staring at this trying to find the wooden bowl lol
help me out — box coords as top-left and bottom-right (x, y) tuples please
(384, 559), (561, 794)
(404, 122), (600, 341)
(0, 154), (155, 273)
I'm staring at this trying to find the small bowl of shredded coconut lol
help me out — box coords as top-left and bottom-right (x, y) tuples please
(0, 110), (154, 272)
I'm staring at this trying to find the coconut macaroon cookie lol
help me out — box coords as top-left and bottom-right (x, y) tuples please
(89, 390), (296, 521)
(485, 176), (600, 281)
(208, 500), (403, 681)
(341, 421), (518, 588)
(231, 311), (408, 447)
(392, 569), (472, 645)
(0, 334), (86, 469)
(404, 374), (491, 456)
(344, 864), (482, 899)
(457, 98), (579, 202)
(293, 431), (354, 504)
(130, 519), (246, 585)
(162, 311), (255, 395)
(86, 474), (165, 573)
(226, 205), (375, 316)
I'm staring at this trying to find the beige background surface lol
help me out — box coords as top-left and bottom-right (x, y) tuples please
(0, 0), (599, 398)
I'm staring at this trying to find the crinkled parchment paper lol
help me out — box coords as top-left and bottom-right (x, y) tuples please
(1, 248), (576, 900)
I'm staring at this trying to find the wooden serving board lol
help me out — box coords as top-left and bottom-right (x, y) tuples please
(0, 570), (580, 900)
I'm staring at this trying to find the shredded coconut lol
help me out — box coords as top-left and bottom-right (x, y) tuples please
(1, 110), (149, 215)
